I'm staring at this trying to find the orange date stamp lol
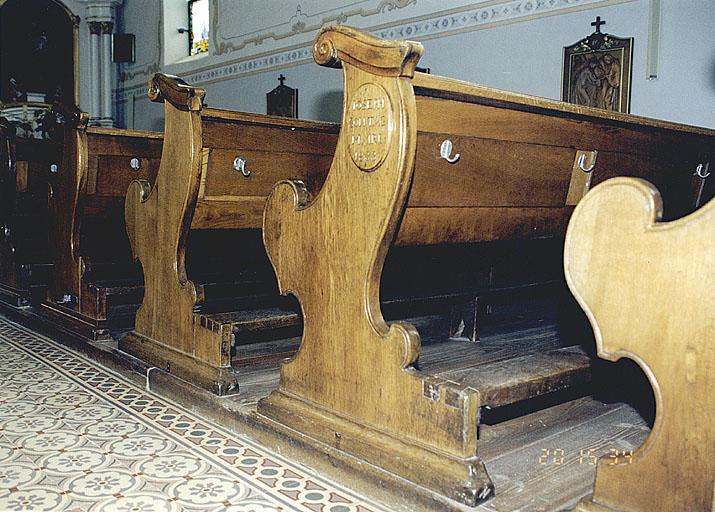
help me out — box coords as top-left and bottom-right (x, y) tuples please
(538, 448), (633, 465)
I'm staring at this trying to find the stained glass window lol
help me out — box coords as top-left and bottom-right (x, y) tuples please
(188, 0), (209, 56)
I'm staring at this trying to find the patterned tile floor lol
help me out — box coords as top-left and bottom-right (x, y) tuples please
(0, 314), (386, 512)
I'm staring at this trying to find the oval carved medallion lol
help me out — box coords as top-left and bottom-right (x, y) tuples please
(347, 83), (392, 172)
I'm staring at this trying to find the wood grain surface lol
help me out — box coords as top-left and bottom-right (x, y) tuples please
(566, 178), (714, 511)
(257, 24), (715, 508)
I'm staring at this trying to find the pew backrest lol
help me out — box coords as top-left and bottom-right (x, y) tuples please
(397, 72), (715, 245)
(191, 108), (337, 230)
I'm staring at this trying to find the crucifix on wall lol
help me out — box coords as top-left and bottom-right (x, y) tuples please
(591, 15), (606, 32)
(562, 16), (634, 113)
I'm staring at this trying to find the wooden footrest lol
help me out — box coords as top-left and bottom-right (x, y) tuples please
(197, 306), (301, 355)
(420, 322), (591, 409)
(443, 345), (589, 408)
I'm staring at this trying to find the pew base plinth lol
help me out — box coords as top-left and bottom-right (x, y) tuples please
(0, 283), (31, 308)
(0, 263), (50, 308)
(119, 331), (240, 396)
(258, 389), (495, 508)
(36, 300), (114, 342)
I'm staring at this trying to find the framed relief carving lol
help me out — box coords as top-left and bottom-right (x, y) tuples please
(266, 74), (298, 118)
(562, 17), (633, 113)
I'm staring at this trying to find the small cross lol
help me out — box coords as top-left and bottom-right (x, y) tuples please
(591, 16), (606, 33)
(278, 74), (286, 86)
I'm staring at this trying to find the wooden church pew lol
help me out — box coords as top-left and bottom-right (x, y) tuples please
(0, 117), (59, 307)
(565, 178), (714, 512)
(119, 75), (504, 396)
(37, 105), (163, 339)
(119, 73), (338, 395)
(256, 26), (715, 507)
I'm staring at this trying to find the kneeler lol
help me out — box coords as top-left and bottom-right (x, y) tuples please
(565, 177), (714, 511)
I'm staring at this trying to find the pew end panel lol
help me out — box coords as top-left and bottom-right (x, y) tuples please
(565, 178), (714, 512)
(121, 74), (214, 388)
(40, 103), (163, 340)
(120, 73), (338, 395)
(258, 26), (494, 506)
(257, 25), (715, 507)
(0, 117), (15, 249)
(46, 105), (87, 314)
(0, 117), (24, 305)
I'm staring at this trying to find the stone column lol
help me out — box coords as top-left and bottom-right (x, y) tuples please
(100, 21), (114, 123)
(88, 21), (102, 122)
(81, 0), (123, 127)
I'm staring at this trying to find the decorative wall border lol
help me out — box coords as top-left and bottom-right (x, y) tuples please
(118, 0), (415, 86)
(211, 0), (416, 56)
(373, 0), (637, 41)
(117, 44), (315, 101)
(115, 0), (637, 102)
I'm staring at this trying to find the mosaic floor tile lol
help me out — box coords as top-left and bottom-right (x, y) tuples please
(0, 314), (386, 512)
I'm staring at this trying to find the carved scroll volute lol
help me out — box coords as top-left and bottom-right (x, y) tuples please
(125, 74), (204, 351)
(565, 178), (715, 511)
(263, 26), (479, 458)
(49, 107), (89, 302)
(148, 73), (206, 112)
(313, 24), (423, 78)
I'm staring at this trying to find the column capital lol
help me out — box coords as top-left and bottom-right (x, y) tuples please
(88, 21), (103, 35)
(100, 21), (114, 34)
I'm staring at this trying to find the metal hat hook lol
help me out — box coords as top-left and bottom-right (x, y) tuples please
(577, 153), (596, 172)
(440, 139), (460, 164)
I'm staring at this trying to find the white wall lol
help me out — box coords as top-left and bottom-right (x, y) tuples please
(115, 0), (715, 131)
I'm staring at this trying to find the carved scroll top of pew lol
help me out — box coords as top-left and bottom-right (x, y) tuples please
(148, 73), (206, 112)
(313, 25), (423, 78)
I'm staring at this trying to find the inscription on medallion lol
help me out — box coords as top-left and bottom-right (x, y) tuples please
(347, 83), (392, 172)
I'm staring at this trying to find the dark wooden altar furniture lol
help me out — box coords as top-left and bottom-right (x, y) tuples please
(0, 117), (58, 307)
(37, 105), (163, 339)
(256, 26), (715, 507)
(119, 73), (337, 395)
(566, 178), (714, 512)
